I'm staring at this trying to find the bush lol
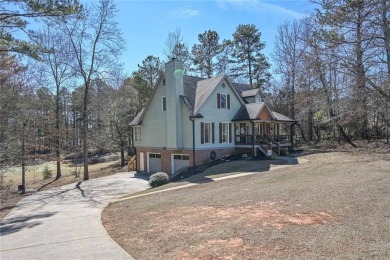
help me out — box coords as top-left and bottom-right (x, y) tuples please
(148, 172), (170, 188)
(42, 166), (52, 180)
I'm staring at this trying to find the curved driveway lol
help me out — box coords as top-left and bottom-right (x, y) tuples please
(0, 172), (148, 260)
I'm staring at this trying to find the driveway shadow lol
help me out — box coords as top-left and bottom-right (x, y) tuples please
(0, 212), (57, 236)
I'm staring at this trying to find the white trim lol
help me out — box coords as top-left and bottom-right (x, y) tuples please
(146, 152), (161, 173)
(171, 153), (190, 175)
(139, 152), (144, 171)
(146, 152), (150, 173)
(203, 122), (212, 144)
(221, 122), (230, 143)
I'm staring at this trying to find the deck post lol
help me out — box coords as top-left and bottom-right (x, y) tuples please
(251, 121), (255, 157)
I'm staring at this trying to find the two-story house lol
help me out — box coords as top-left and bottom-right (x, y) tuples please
(130, 59), (295, 176)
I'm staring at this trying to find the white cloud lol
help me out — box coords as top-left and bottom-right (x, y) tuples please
(216, 0), (305, 19)
(174, 7), (201, 19)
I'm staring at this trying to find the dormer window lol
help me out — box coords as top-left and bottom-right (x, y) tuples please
(217, 93), (230, 109)
(162, 96), (166, 111)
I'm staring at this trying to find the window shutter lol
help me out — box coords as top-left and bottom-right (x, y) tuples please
(212, 123), (215, 143)
(217, 93), (220, 109)
(227, 94), (230, 109)
(201, 122), (204, 144)
(229, 123), (232, 143)
(219, 123), (222, 143)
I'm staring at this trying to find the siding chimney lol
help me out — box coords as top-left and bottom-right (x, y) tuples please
(165, 59), (184, 149)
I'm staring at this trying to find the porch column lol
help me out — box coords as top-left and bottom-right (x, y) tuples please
(252, 121), (255, 157)
(234, 122), (236, 145)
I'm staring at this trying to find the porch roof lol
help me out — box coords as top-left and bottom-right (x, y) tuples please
(232, 103), (295, 122)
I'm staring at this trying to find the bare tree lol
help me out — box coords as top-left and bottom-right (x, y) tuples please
(32, 23), (74, 179)
(60, 0), (124, 180)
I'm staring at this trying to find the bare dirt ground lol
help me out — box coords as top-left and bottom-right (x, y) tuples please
(0, 160), (125, 220)
(102, 151), (390, 260)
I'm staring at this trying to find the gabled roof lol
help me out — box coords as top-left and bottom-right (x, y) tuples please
(241, 88), (259, 98)
(232, 103), (294, 122)
(232, 103), (270, 121)
(193, 76), (224, 114)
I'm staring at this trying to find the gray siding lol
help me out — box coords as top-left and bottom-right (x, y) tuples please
(182, 103), (193, 149)
(133, 81), (167, 148)
(194, 78), (242, 149)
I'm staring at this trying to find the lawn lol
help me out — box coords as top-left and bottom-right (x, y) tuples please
(102, 152), (390, 259)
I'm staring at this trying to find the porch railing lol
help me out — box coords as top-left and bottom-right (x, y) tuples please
(235, 134), (291, 145)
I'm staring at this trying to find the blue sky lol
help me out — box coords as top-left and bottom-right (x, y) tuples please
(90, 0), (313, 75)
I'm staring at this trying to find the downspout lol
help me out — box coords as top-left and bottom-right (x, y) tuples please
(190, 116), (196, 166)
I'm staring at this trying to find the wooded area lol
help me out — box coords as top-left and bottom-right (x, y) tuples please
(0, 0), (389, 192)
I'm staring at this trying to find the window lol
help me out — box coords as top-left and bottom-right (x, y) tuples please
(204, 122), (211, 143)
(217, 93), (230, 109)
(149, 153), (161, 158)
(220, 93), (227, 109)
(134, 126), (142, 141)
(201, 122), (214, 144)
(162, 96), (166, 111)
(221, 123), (230, 143)
(174, 155), (190, 160)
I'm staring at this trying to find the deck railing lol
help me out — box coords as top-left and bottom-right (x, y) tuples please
(235, 134), (290, 145)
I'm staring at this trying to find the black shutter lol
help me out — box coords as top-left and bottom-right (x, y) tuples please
(212, 123), (215, 143)
(219, 123), (222, 143)
(229, 123), (232, 143)
(227, 94), (230, 109)
(201, 122), (204, 144)
(217, 93), (220, 109)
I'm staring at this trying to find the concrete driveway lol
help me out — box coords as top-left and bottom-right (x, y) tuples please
(0, 172), (149, 260)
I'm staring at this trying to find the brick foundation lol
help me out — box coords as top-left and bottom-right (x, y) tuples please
(136, 147), (236, 176)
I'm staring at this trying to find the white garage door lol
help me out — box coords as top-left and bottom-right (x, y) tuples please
(148, 153), (161, 173)
(173, 154), (190, 175)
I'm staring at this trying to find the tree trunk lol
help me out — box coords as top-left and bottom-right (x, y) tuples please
(120, 146), (125, 167)
(21, 122), (26, 194)
(381, 0), (390, 76)
(55, 84), (61, 180)
(83, 83), (89, 181)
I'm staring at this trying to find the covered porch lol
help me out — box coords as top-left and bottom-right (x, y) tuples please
(234, 121), (293, 156)
(232, 103), (295, 157)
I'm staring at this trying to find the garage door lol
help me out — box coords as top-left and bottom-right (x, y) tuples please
(148, 153), (161, 173)
(173, 154), (190, 175)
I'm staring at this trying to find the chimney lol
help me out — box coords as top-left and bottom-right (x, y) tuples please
(165, 59), (184, 149)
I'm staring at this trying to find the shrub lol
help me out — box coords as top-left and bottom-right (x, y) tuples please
(148, 172), (170, 188)
(42, 166), (52, 180)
